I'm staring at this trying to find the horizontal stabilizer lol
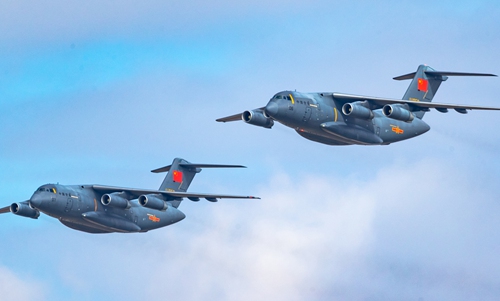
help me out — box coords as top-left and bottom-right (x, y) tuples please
(393, 72), (417, 81)
(425, 71), (497, 77)
(394, 70), (497, 80)
(151, 163), (246, 173)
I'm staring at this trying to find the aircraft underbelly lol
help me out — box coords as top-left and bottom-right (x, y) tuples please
(55, 199), (186, 233)
(295, 130), (350, 145)
(285, 114), (378, 145)
(59, 217), (113, 233)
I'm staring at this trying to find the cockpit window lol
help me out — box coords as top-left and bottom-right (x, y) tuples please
(274, 94), (293, 101)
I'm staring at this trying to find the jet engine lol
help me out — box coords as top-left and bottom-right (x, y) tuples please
(382, 104), (414, 122)
(101, 193), (131, 209)
(342, 102), (374, 119)
(10, 202), (40, 219)
(242, 110), (274, 128)
(138, 194), (168, 211)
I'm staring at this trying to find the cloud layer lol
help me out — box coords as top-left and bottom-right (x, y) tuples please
(3, 158), (499, 301)
(1, 0), (499, 300)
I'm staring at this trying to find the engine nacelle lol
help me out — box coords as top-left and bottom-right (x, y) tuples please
(138, 194), (168, 211)
(101, 193), (131, 209)
(10, 202), (40, 219)
(342, 102), (374, 119)
(382, 104), (414, 122)
(242, 110), (274, 129)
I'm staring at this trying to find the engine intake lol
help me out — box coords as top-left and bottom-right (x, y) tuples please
(101, 193), (131, 209)
(242, 110), (274, 128)
(138, 194), (168, 211)
(342, 102), (374, 119)
(11, 202), (40, 219)
(382, 104), (414, 122)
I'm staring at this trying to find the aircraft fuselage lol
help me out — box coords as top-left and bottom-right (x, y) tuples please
(217, 65), (499, 146)
(264, 91), (430, 145)
(28, 184), (185, 233)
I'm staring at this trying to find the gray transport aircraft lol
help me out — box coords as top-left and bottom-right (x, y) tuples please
(0, 158), (259, 233)
(217, 65), (499, 145)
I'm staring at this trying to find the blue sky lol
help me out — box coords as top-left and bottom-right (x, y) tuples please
(1, 1), (500, 300)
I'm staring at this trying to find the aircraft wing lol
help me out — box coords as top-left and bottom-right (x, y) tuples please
(333, 93), (500, 112)
(0, 205), (10, 214)
(216, 113), (243, 122)
(216, 107), (265, 122)
(91, 185), (260, 201)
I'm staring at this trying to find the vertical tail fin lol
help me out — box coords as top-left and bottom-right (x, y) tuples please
(152, 158), (200, 193)
(393, 65), (447, 119)
(151, 158), (246, 207)
(394, 65), (497, 119)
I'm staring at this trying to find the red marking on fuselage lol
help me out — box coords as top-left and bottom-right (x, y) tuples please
(391, 125), (404, 134)
(148, 215), (160, 222)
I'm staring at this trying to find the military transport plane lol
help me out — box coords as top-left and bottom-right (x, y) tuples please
(217, 65), (499, 145)
(0, 158), (259, 233)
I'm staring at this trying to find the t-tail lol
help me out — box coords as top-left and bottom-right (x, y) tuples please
(394, 64), (497, 119)
(151, 158), (246, 207)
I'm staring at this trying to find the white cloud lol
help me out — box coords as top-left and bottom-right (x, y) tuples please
(1, 1), (499, 300)
(0, 265), (47, 301)
(116, 158), (499, 301)
(1, 156), (499, 301)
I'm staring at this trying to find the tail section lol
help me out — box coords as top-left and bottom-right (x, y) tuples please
(151, 158), (246, 207)
(153, 158), (200, 193)
(153, 158), (246, 193)
(393, 65), (496, 119)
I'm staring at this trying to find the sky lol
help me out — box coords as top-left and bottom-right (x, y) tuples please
(1, 0), (500, 300)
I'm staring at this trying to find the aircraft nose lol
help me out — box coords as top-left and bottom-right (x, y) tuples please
(29, 194), (44, 208)
(265, 101), (279, 117)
